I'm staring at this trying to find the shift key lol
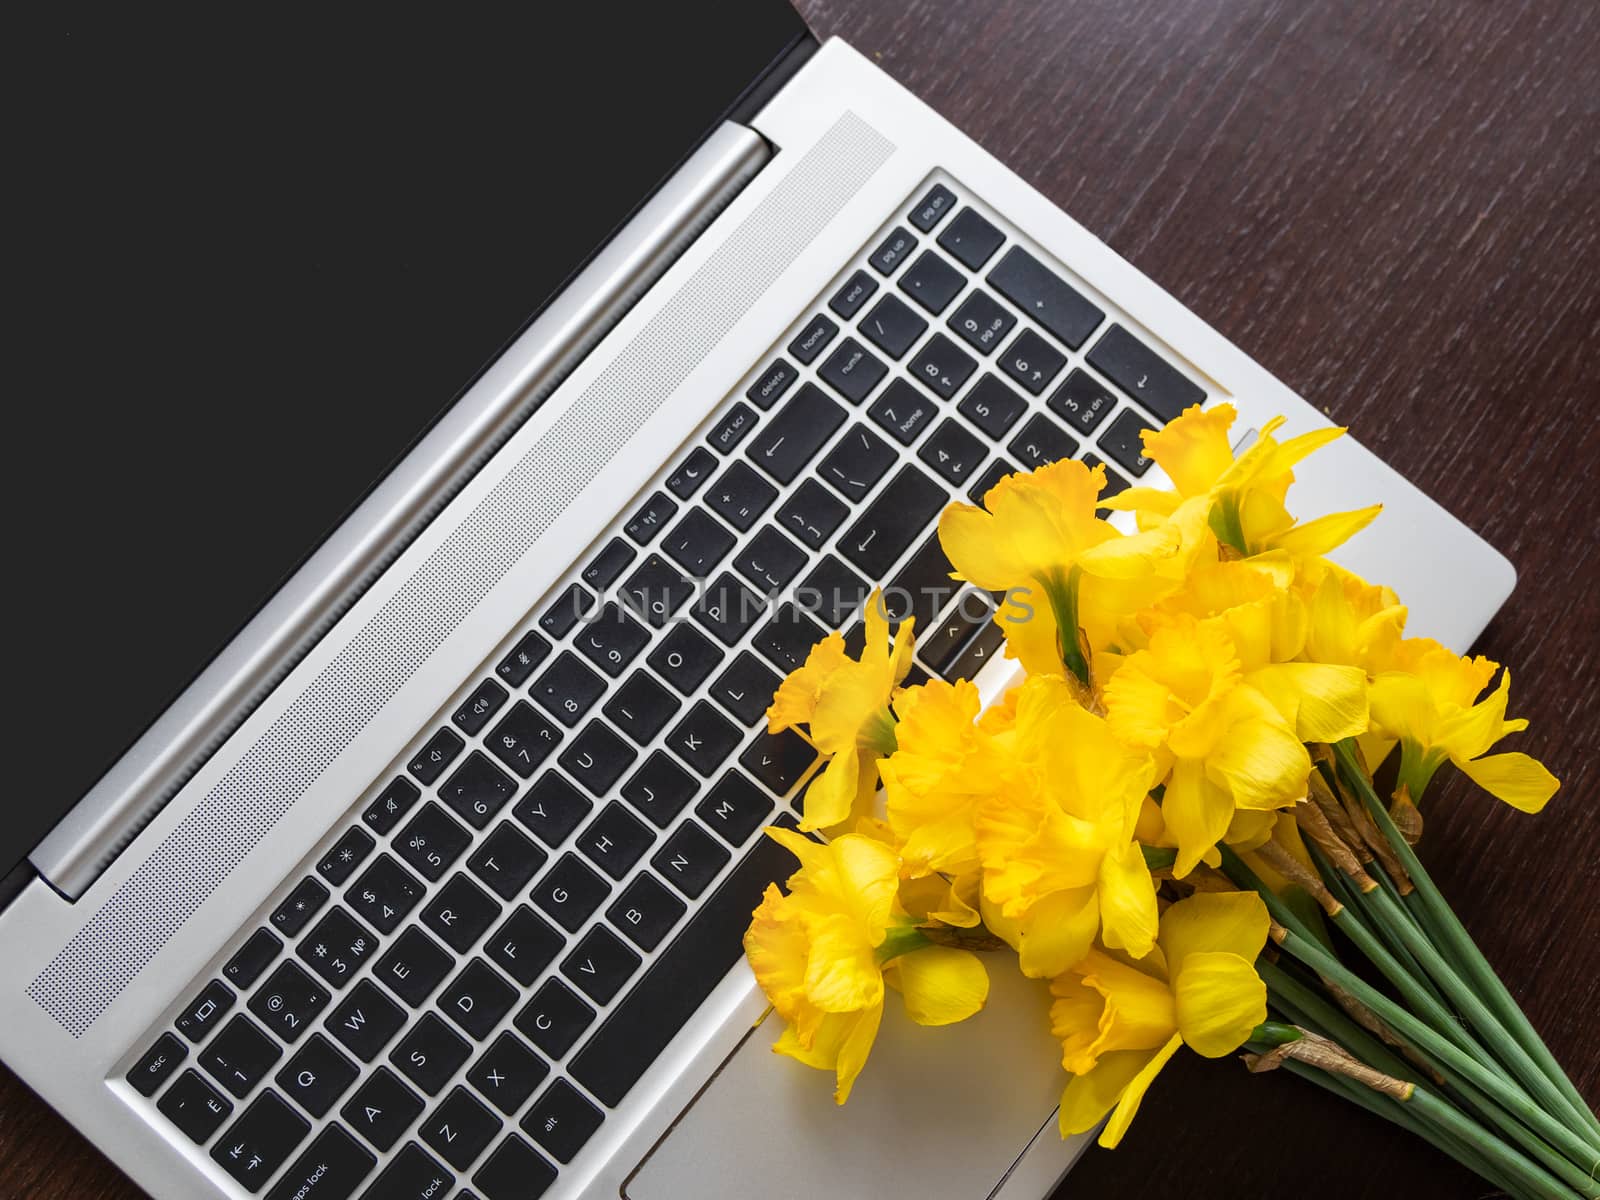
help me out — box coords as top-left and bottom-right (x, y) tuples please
(747, 384), (846, 485)
(839, 464), (948, 578)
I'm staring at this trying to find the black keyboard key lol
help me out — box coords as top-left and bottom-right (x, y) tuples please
(129, 1032), (188, 1097)
(279, 1034), (360, 1118)
(947, 287), (1015, 355)
(1048, 368), (1117, 434)
(515, 980), (595, 1060)
(391, 1014), (472, 1098)
(577, 803), (655, 881)
(624, 492), (678, 545)
(224, 928), (284, 991)
(818, 424), (896, 502)
(738, 731), (818, 797)
(968, 457), (1020, 504)
(374, 926), (455, 1007)
(946, 617), (1007, 681)
(298, 907), (380, 988)
(909, 332), (977, 400)
(647, 623), (721, 694)
(818, 337), (889, 405)
(752, 603), (830, 674)
(909, 182), (958, 231)
(159, 1069), (233, 1143)
(395, 805), (473, 883)
(474, 1135), (557, 1200)
(271, 879), (330, 939)
(745, 358), (799, 411)
(265, 1124), (375, 1200)
(798, 555), (869, 628)
(1086, 324), (1206, 422)
(650, 821), (731, 899)
(212, 1091), (310, 1190)
(532, 854), (610, 933)
(561, 926), (640, 1005)
(440, 960), (518, 1041)
(839, 464), (948, 578)
(1082, 452), (1134, 513)
(604, 671), (677, 744)
(558, 721), (636, 796)
(899, 250), (965, 315)
(348, 854), (426, 935)
(469, 822), (546, 901)
(959, 373), (1028, 440)
(573, 603), (651, 676)
(485, 906), (564, 988)
(363, 778), (420, 837)
(918, 418), (987, 485)
(707, 400), (759, 455)
(487, 702), (563, 779)
(937, 207), (1005, 270)
(608, 874), (686, 952)
(1009, 412), (1079, 470)
(621, 555), (696, 628)
(523, 1080), (604, 1164)
(176, 979), (236, 1043)
(538, 582), (596, 641)
(663, 508), (736, 578)
(439, 753), (520, 830)
(867, 377), (938, 446)
(696, 772), (774, 846)
(494, 631), (552, 689)
(868, 225), (918, 275)
(328, 980), (407, 1062)
(250, 961), (331, 1044)
(710, 653), (781, 726)
(621, 753), (698, 829)
(317, 828), (377, 887)
(787, 312), (840, 365)
(364, 1143), (454, 1200)
(581, 537), (638, 591)
(705, 460), (777, 532)
(999, 328), (1068, 395)
(828, 269), (879, 319)
(747, 383), (846, 485)
(343, 1068), (425, 1153)
(408, 728), (464, 786)
(987, 245), (1105, 349)
(736, 524), (810, 590)
(921, 592), (998, 676)
(200, 1014), (283, 1098)
(667, 702), (742, 776)
(859, 293), (928, 360)
(691, 571), (764, 646)
(531, 651), (607, 727)
(422, 1086), (502, 1171)
(571, 823), (802, 1105)
(513, 773), (592, 849)
(421, 875), (500, 955)
(1098, 408), (1157, 477)
(468, 1033), (548, 1117)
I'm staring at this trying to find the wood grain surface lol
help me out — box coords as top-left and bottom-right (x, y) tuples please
(2, 1), (1596, 1197)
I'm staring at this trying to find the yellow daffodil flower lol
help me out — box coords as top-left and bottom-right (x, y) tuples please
(973, 678), (1160, 978)
(1368, 639), (1559, 812)
(1051, 891), (1270, 1146)
(744, 829), (989, 1103)
(767, 593), (915, 831)
(1301, 558), (1408, 676)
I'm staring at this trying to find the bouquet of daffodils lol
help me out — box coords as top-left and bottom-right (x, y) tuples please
(741, 404), (1595, 1199)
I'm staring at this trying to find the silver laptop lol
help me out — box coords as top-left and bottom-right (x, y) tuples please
(2, 7), (1514, 1200)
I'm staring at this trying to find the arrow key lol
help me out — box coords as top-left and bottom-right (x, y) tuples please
(998, 328), (1067, 396)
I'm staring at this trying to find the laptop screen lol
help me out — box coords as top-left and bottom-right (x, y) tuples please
(9, 5), (808, 884)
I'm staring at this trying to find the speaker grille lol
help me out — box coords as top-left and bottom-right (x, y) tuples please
(29, 112), (895, 1037)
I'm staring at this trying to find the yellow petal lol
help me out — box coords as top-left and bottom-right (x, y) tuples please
(1172, 951), (1267, 1057)
(1057, 1036), (1183, 1145)
(1157, 890), (1271, 974)
(1204, 687), (1311, 811)
(890, 946), (989, 1026)
(1269, 504), (1383, 558)
(1162, 759), (1235, 879)
(766, 633), (849, 732)
(1098, 1034), (1184, 1147)
(1246, 662), (1369, 743)
(1142, 403), (1238, 495)
(1456, 752), (1560, 814)
(773, 1003), (884, 1105)
(1096, 839), (1160, 960)
(802, 913), (885, 1012)
(798, 747), (868, 832)
(1015, 886), (1100, 979)
(1074, 524), (1181, 580)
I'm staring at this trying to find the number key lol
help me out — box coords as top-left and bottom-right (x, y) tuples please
(395, 805), (473, 883)
(909, 332), (977, 400)
(347, 854), (426, 934)
(487, 702), (563, 779)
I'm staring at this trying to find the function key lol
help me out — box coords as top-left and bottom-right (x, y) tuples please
(158, 1069), (233, 1144)
(362, 777), (421, 836)
(494, 630), (552, 689)
(828, 269), (880, 319)
(709, 653), (781, 727)
(1008, 413), (1079, 470)
(271, 878), (330, 939)
(623, 491), (678, 545)
(348, 854), (426, 935)
(937, 207), (1005, 270)
(958, 373), (1028, 440)
(1048, 368), (1117, 434)
(898, 251), (966, 315)
(608, 874), (687, 952)
(707, 400), (759, 455)
(224, 928), (284, 990)
(817, 337), (889, 406)
(819, 425), (896, 502)
(127, 1032), (187, 1097)
(395, 804), (474, 883)
(999, 328), (1068, 395)
(987, 246), (1105, 349)
(859, 293), (928, 360)
(909, 182), (958, 231)
(515, 980), (595, 1060)
(664, 447), (718, 500)
(745, 358), (799, 411)
(1085, 323), (1207, 423)
(1082, 452), (1133, 514)
(474, 1134), (558, 1200)
(1098, 408), (1157, 477)
(249, 961), (331, 1044)
(468, 821), (547, 900)
(513, 773), (593, 848)
(705, 460), (778, 533)
(200, 1014), (283, 1098)
(439, 752), (519, 830)
(868, 377), (938, 446)
(421, 874), (502, 954)
(487, 701), (564, 779)
(581, 538), (637, 594)
(538, 582), (596, 640)
(918, 418), (988, 486)
(747, 383), (847, 485)
(968, 457), (1021, 505)
(297, 907), (380, 988)
(787, 312), (839, 365)
(947, 289), (1016, 355)
(773, 483), (846, 555)
(453, 678), (510, 737)
(264, 1124), (375, 1200)
(407, 727), (465, 786)
(317, 827), (376, 887)
(523, 1079), (605, 1165)
(276, 1034), (360, 1117)
(210, 1090), (310, 1190)
(467, 1032), (549, 1117)
(909, 332), (977, 400)
(868, 225), (918, 275)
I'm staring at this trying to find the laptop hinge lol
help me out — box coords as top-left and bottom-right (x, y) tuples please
(31, 121), (771, 901)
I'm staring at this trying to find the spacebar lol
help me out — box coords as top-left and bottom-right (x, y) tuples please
(569, 818), (801, 1107)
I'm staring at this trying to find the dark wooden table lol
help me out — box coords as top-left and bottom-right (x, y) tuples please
(3, 1), (1596, 1196)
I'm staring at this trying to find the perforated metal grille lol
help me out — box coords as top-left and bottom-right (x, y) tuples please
(29, 111), (895, 1037)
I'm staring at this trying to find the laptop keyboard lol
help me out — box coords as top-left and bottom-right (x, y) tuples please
(121, 171), (1205, 1200)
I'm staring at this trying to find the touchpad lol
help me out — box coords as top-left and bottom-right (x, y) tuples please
(626, 962), (1089, 1200)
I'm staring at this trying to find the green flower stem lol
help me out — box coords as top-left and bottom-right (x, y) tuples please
(1258, 959), (1416, 1084)
(1334, 740), (1600, 1143)
(1043, 566), (1091, 687)
(1407, 1086), (1590, 1200)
